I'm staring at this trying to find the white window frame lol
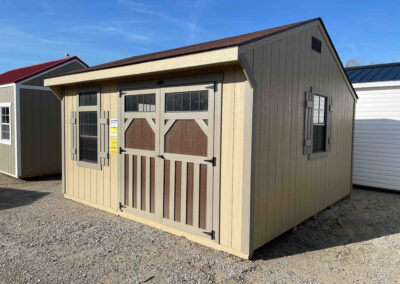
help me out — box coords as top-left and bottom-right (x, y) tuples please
(0, 102), (12, 145)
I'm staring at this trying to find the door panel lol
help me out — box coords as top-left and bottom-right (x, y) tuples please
(120, 88), (159, 218)
(119, 83), (218, 240)
(125, 118), (155, 150)
(159, 83), (215, 236)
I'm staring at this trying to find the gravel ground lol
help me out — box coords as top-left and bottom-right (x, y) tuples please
(1, 173), (400, 283)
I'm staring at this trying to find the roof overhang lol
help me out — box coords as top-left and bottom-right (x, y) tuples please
(44, 47), (238, 88)
(353, 80), (400, 90)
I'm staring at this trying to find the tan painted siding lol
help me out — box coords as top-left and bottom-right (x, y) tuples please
(245, 25), (355, 250)
(64, 83), (119, 210)
(219, 66), (247, 251)
(22, 61), (86, 86)
(19, 88), (61, 177)
(0, 86), (15, 176)
(63, 66), (247, 254)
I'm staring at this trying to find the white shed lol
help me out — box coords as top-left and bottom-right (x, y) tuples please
(346, 63), (400, 191)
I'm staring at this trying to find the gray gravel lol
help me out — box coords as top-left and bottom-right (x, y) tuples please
(1, 173), (400, 283)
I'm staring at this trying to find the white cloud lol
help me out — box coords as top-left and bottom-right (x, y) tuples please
(66, 24), (150, 42)
(0, 25), (71, 47)
(116, 0), (210, 44)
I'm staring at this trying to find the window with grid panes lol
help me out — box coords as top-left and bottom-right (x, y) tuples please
(125, 94), (156, 112)
(165, 91), (208, 112)
(0, 106), (10, 142)
(78, 91), (99, 163)
(312, 95), (327, 153)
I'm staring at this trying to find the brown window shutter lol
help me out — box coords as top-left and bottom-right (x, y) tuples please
(304, 92), (313, 155)
(326, 97), (333, 152)
(70, 112), (77, 161)
(99, 111), (109, 166)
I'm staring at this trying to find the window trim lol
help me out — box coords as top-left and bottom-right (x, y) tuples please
(308, 87), (331, 160)
(0, 102), (12, 145)
(76, 87), (101, 170)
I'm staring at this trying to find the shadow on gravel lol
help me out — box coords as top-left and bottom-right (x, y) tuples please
(23, 174), (61, 182)
(252, 188), (400, 261)
(0, 188), (49, 211)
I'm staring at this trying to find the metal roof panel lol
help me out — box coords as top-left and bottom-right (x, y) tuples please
(346, 63), (400, 83)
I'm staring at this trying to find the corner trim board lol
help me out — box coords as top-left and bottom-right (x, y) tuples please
(241, 79), (255, 255)
(14, 84), (20, 177)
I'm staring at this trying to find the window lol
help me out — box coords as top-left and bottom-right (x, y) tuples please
(165, 91), (208, 112)
(312, 95), (326, 153)
(79, 91), (97, 106)
(304, 88), (333, 159)
(0, 104), (11, 144)
(77, 89), (100, 168)
(125, 94), (155, 112)
(79, 111), (98, 163)
(311, 36), (322, 53)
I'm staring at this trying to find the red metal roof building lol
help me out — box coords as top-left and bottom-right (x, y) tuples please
(0, 56), (88, 85)
(0, 56), (87, 179)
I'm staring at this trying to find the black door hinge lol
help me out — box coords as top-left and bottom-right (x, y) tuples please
(203, 230), (215, 240)
(119, 147), (126, 154)
(119, 202), (127, 211)
(157, 154), (165, 159)
(204, 157), (216, 166)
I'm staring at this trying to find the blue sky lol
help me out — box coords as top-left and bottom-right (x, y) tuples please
(0, 0), (399, 72)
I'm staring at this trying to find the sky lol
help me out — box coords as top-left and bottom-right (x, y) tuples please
(0, 0), (399, 73)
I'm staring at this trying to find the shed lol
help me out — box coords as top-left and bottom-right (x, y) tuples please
(346, 62), (400, 191)
(44, 18), (356, 258)
(0, 56), (88, 178)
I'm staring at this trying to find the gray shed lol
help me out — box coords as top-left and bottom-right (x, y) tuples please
(0, 57), (87, 178)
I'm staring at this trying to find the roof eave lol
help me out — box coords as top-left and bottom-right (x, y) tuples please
(44, 46), (239, 87)
(353, 80), (400, 89)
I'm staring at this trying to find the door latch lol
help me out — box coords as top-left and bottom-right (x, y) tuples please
(119, 147), (127, 154)
(119, 202), (127, 211)
(204, 157), (216, 166)
(157, 154), (165, 159)
(203, 230), (215, 240)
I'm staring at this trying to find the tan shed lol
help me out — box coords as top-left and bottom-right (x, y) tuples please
(44, 18), (357, 258)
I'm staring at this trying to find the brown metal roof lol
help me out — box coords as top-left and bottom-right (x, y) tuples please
(49, 18), (320, 78)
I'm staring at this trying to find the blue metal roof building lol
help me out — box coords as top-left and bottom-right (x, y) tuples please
(345, 62), (400, 83)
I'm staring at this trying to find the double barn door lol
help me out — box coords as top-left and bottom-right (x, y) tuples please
(119, 83), (220, 240)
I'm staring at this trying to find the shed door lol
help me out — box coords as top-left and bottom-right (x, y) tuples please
(120, 88), (160, 219)
(159, 84), (216, 238)
(119, 83), (219, 240)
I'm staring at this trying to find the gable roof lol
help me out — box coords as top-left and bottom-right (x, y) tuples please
(47, 18), (320, 78)
(0, 56), (88, 85)
(346, 62), (400, 83)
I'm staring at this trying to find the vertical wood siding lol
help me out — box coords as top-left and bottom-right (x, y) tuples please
(245, 25), (355, 250)
(64, 83), (119, 210)
(219, 66), (246, 251)
(19, 88), (61, 176)
(0, 86), (15, 175)
(63, 67), (247, 253)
